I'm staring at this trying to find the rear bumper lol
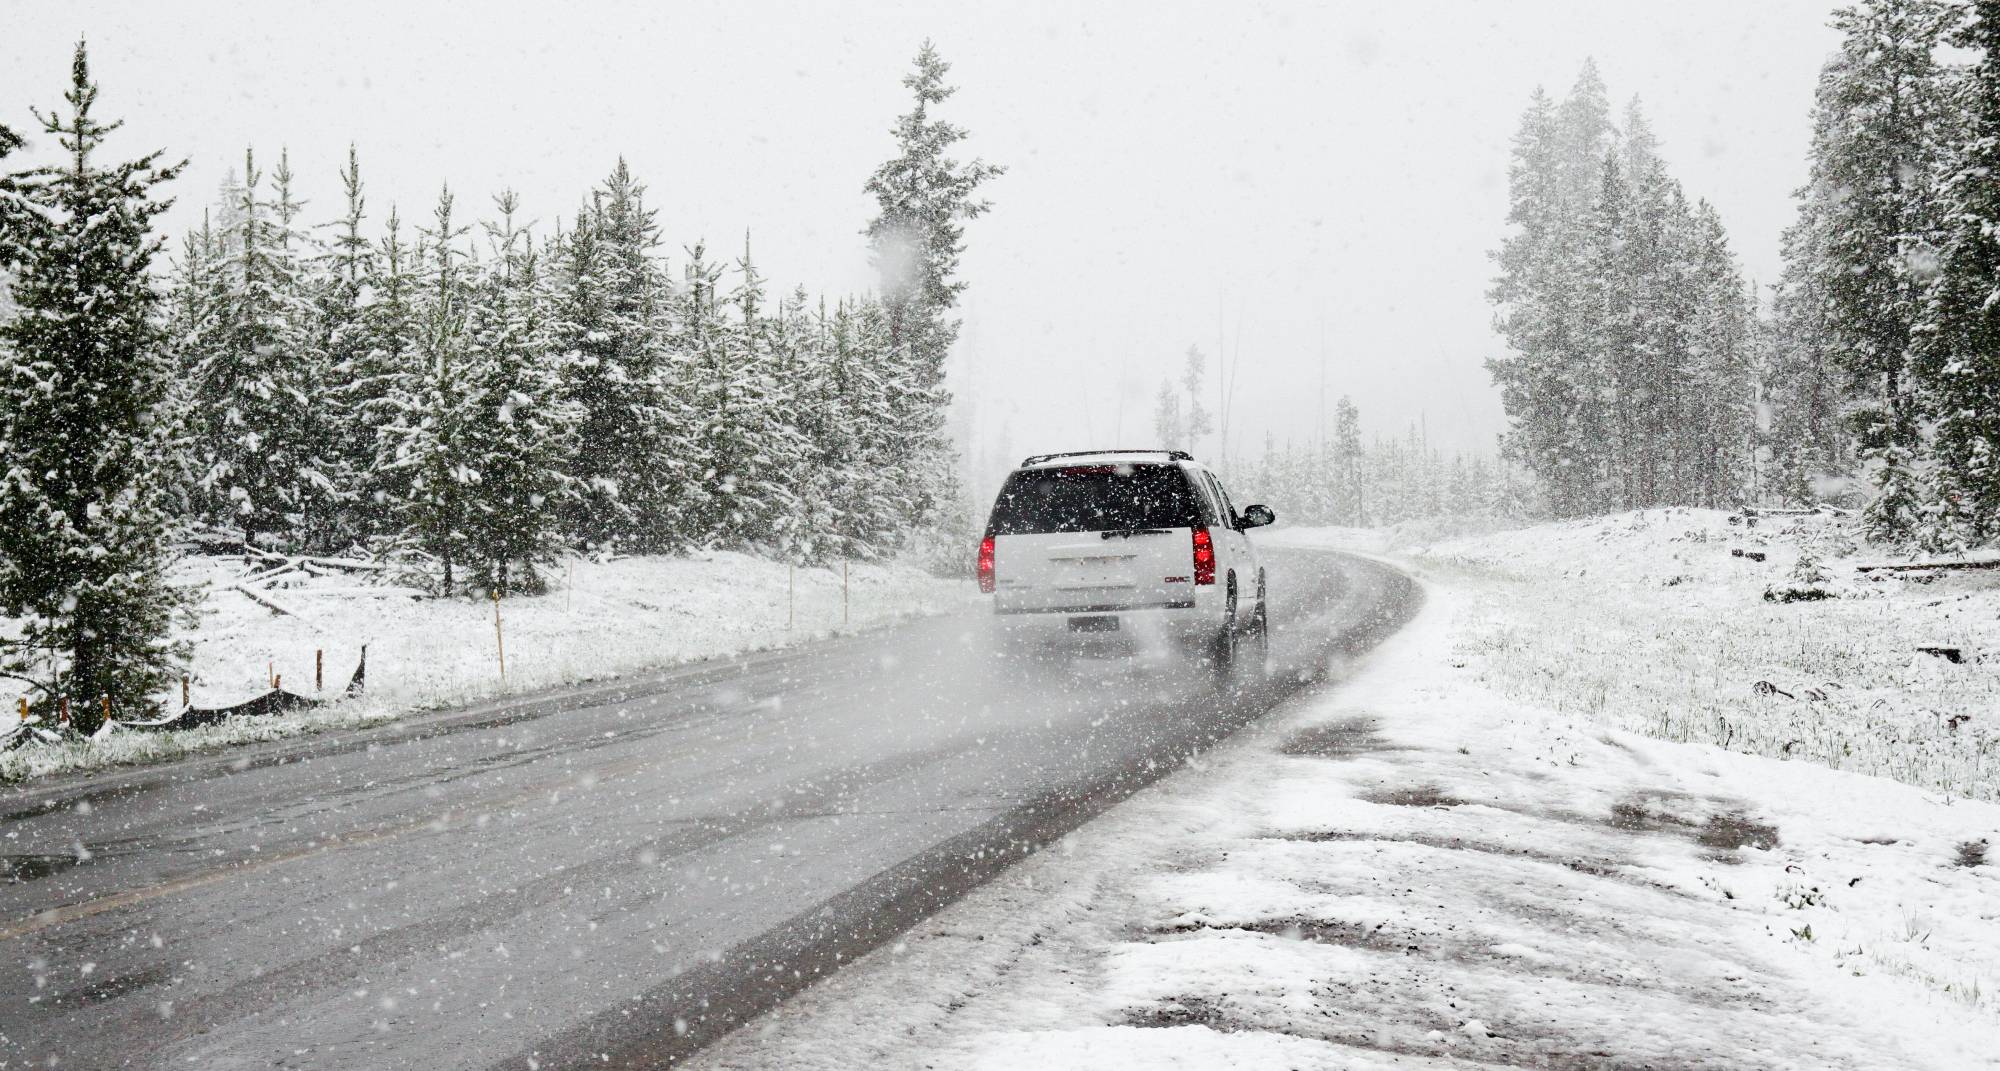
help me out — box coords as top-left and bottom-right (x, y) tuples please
(988, 596), (1222, 652)
(993, 597), (1194, 615)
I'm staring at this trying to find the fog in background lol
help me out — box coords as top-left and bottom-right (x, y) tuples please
(1, 0), (1844, 501)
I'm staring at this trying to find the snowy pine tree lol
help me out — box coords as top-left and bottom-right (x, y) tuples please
(552, 161), (687, 551)
(678, 240), (744, 544)
(0, 117), (20, 266)
(1915, 0), (2000, 541)
(1685, 208), (1757, 508)
(865, 41), (1002, 387)
(1792, 0), (1960, 537)
(1487, 79), (1599, 516)
(712, 236), (804, 548)
(1332, 396), (1366, 525)
(159, 215), (222, 520)
(381, 186), (475, 591)
(819, 297), (908, 559)
(317, 145), (378, 547)
(0, 43), (190, 728)
(1490, 63), (1756, 519)
(190, 148), (339, 549)
(456, 192), (576, 592)
(864, 42), (1000, 533)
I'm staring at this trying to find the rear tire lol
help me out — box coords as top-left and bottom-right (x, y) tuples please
(1211, 579), (1240, 690)
(1244, 590), (1270, 688)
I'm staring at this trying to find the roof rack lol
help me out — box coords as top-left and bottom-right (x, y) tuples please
(1019, 449), (1194, 467)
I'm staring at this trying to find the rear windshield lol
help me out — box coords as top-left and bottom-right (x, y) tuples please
(986, 464), (1204, 535)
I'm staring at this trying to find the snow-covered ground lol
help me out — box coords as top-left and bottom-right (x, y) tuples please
(1362, 508), (1999, 804)
(2, 552), (975, 782)
(690, 516), (2000, 1069)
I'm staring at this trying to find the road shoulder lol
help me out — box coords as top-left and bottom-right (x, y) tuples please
(689, 582), (2000, 1070)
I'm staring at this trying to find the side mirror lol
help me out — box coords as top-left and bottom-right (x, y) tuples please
(1239, 504), (1276, 529)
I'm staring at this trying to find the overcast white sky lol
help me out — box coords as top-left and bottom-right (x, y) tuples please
(3, 0), (1845, 495)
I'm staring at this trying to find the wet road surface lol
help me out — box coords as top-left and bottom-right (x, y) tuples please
(1, 547), (1415, 1069)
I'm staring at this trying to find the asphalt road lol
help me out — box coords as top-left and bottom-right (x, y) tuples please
(1, 547), (1416, 1070)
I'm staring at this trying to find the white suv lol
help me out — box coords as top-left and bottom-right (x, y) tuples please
(977, 450), (1275, 678)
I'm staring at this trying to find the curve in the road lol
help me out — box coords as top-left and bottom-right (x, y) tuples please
(0, 548), (1416, 1071)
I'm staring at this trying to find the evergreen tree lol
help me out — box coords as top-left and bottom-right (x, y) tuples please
(1490, 63), (1756, 519)
(808, 297), (904, 559)
(864, 42), (1000, 531)
(0, 118), (21, 269)
(865, 41), (1003, 386)
(553, 161), (686, 551)
(1685, 211), (1757, 508)
(1332, 396), (1366, 525)
(1487, 76), (1602, 516)
(1766, 249), (1850, 502)
(1151, 346), (1213, 453)
(1180, 346), (1214, 451)
(318, 145), (379, 545)
(160, 214), (222, 519)
(381, 186), (474, 591)
(1153, 380), (1185, 450)
(710, 235), (804, 548)
(457, 192), (575, 592)
(0, 43), (189, 728)
(353, 206), (419, 539)
(680, 240), (754, 544)
(1797, 0), (1961, 536)
(190, 147), (338, 549)
(1616, 109), (1697, 507)
(766, 288), (841, 561)
(1555, 60), (1614, 211)
(1915, 0), (2000, 540)
(1574, 151), (1629, 511)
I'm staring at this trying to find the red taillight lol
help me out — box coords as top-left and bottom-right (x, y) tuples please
(1191, 526), (1215, 585)
(977, 535), (996, 593)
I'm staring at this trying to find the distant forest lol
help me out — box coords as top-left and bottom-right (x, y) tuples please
(1489, 0), (2000, 553)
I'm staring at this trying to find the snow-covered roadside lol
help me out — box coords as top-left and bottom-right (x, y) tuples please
(2, 552), (975, 782)
(689, 578), (2000, 1070)
(1278, 510), (2000, 804)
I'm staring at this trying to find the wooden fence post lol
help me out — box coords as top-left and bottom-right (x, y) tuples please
(492, 589), (507, 682)
(101, 695), (111, 726)
(316, 649), (324, 693)
(58, 695), (69, 728)
(181, 674), (190, 708)
(16, 697), (26, 723)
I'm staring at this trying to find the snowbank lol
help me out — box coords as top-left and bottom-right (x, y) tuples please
(690, 583), (2000, 1070)
(2, 552), (975, 782)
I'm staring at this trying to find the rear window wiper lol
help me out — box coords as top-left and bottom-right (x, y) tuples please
(1101, 528), (1172, 539)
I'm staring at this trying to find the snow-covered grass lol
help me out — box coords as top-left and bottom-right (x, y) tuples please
(1291, 508), (2000, 803)
(1, 551), (975, 782)
(689, 583), (2000, 1070)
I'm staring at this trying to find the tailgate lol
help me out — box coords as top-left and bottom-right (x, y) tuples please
(993, 528), (1193, 613)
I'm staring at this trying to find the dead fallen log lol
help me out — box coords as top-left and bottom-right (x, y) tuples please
(228, 583), (310, 619)
(1918, 646), (1966, 664)
(299, 555), (389, 573)
(239, 561), (302, 587)
(1731, 548), (1768, 562)
(293, 585), (428, 599)
(1855, 558), (2000, 574)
